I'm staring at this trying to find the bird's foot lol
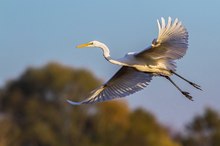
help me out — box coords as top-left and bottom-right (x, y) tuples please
(189, 82), (202, 91)
(182, 91), (193, 101)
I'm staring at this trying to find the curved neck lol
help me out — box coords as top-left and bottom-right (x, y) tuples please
(98, 44), (125, 66)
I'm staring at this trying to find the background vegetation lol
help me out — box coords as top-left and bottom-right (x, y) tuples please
(0, 63), (219, 146)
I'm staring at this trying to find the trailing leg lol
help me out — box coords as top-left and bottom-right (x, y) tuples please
(171, 71), (202, 90)
(164, 76), (193, 101)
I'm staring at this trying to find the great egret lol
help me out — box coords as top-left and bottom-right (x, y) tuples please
(67, 17), (201, 105)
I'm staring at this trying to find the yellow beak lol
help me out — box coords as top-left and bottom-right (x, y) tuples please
(76, 43), (91, 48)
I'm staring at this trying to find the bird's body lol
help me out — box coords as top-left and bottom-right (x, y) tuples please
(114, 53), (172, 76)
(67, 17), (201, 105)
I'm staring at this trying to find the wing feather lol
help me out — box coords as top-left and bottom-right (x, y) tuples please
(135, 17), (188, 71)
(67, 66), (153, 105)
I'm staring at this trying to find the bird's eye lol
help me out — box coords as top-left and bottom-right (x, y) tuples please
(89, 42), (93, 45)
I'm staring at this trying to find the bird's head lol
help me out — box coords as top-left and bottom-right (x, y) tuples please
(76, 40), (104, 48)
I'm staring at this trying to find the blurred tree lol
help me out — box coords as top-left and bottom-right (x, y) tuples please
(0, 62), (180, 146)
(175, 108), (220, 146)
(126, 109), (180, 146)
(0, 63), (101, 146)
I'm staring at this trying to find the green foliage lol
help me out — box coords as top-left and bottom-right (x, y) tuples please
(127, 109), (180, 146)
(176, 108), (220, 146)
(0, 63), (179, 146)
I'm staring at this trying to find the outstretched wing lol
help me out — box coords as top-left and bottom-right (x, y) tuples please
(67, 66), (153, 105)
(135, 17), (188, 70)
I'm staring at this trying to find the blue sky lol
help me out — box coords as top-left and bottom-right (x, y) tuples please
(1, 0), (220, 129)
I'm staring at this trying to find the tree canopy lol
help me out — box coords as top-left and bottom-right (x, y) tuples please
(175, 107), (220, 146)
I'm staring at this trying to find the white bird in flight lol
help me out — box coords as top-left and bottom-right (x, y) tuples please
(67, 17), (201, 105)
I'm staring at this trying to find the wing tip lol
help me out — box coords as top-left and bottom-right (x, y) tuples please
(66, 99), (82, 105)
(156, 16), (187, 38)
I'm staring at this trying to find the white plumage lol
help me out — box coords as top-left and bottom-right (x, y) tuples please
(67, 17), (201, 105)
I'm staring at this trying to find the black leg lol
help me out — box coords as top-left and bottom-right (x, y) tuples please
(171, 71), (202, 91)
(164, 76), (193, 101)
